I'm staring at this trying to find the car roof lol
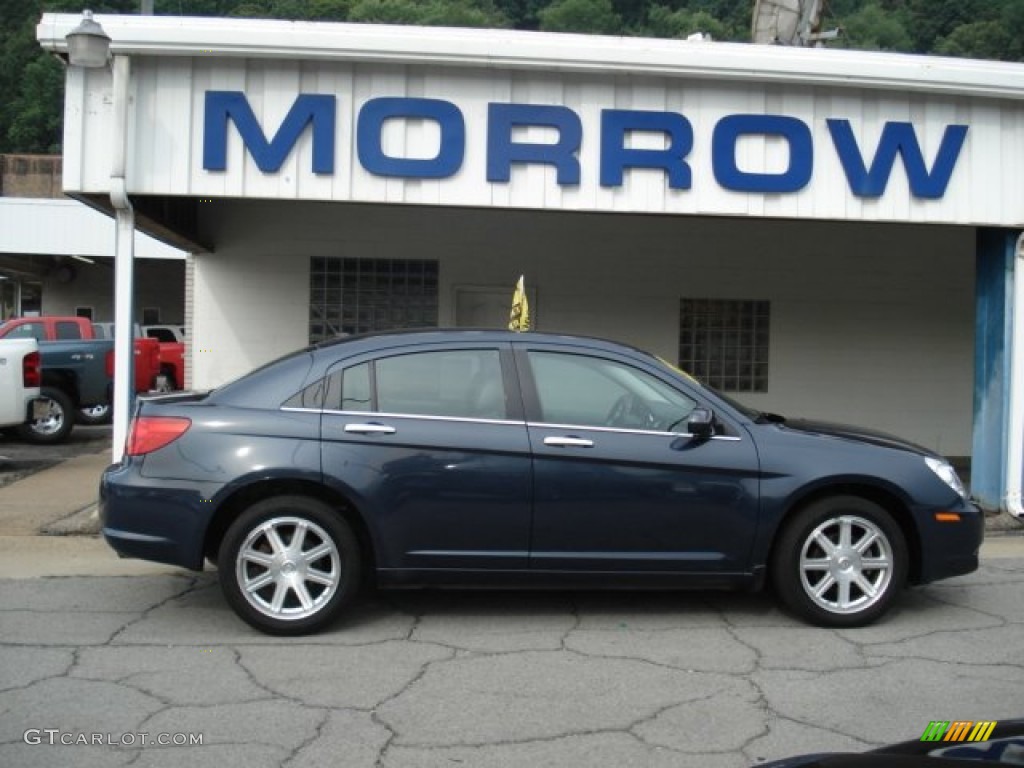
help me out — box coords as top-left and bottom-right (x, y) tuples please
(311, 328), (652, 359)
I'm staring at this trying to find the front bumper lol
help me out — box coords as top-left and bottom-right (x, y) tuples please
(915, 498), (985, 584)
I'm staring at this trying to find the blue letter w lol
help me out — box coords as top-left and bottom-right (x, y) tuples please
(827, 119), (967, 199)
(203, 91), (336, 174)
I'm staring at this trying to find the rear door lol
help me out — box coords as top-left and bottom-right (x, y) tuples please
(516, 344), (761, 574)
(317, 342), (533, 573)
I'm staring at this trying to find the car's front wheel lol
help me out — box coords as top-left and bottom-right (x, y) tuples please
(771, 496), (907, 627)
(218, 496), (361, 635)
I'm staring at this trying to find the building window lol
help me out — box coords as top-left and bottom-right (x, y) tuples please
(679, 298), (770, 393)
(309, 258), (439, 342)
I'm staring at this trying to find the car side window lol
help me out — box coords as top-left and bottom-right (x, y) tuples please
(527, 351), (696, 431)
(55, 321), (83, 340)
(340, 363), (371, 411)
(148, 328), (176, 342)
(283, 372), (336, 409)
(376, 349), (505, 419)
(285, 350), (505, 417)
(6, 323), (43, 341)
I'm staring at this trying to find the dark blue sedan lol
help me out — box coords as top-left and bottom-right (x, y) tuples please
(100, 330), (983, 634)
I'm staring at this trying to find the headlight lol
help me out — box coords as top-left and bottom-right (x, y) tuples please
(925, 456), (966, 498)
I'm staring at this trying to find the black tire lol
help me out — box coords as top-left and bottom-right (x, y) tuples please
(154, 371), (177, 393)
(218, 496), (361, 635)
(77, 403), (112, 425)
(770, 495), (907, 628)
(17, 387), (75, 445)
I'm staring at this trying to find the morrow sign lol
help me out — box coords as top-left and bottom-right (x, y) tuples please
(203, 91), (969, 199)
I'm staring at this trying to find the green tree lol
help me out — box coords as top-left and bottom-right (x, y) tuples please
(905, 0), (996, 53)
(934, 20), (1015, 60)
(642, 5), (727, 39)
(537, 0), (621, 34)
(838, 1), (912, 51)
(6, 52), (64, 153)
(349, 0), (507, 27)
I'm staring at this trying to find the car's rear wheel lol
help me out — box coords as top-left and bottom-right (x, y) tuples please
(218, 496), (361, 635)
(78, 403), (112, 425)
(154, 371), (177, 392)
(771, 496), (907, 627)
(17, 387), (75, 445)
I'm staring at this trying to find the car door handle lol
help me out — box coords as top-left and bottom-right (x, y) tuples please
(344, 423), (396, 435)
(543, 436), (594, 448)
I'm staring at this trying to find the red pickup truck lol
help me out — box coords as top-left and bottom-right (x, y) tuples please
(93, 322), (186, 392)
(0, 316), (163, 431)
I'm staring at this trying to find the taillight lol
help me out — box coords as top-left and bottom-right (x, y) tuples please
(125, 416), (191, 456)
(105, 349), (115, 377)
(23, 350), (40, 388)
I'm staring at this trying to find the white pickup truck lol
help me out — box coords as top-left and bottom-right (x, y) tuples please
(0, 338), (42, 430)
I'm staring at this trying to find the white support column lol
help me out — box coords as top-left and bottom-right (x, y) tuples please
(1005, 233), (1024, 519)
(110, 53), (135, 461)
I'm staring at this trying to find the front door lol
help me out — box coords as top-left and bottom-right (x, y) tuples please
(518, 347), (760, 574)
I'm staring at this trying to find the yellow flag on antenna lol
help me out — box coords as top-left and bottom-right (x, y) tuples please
(508, 275), (530, 332)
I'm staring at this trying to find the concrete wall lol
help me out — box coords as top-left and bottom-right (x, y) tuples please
(193, 201), (975, 456)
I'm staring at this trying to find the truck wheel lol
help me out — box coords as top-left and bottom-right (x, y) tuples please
(218, 496), (361, 635)
(771, 496), (907, 628)
(154, 372), (177, 392)
(78, 404), (112, 425)
(18, 387), (75, 445)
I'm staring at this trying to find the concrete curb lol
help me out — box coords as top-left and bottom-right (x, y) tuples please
(40, 504), (101, 536)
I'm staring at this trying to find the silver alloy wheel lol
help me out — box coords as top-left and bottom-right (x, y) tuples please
(798, 514), (894, 615)
(32, 397), (66, 436)
(235, 516), (341, 621)
(80, 404), (111, 420)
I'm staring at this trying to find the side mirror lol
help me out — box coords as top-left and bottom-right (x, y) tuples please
(687, 407), (715, 440)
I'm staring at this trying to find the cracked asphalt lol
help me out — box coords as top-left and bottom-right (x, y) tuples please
(1, 545), (1023, 768)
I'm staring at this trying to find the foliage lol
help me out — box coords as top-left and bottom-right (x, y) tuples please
(3, 0), (1024, 154)
(641, 5), (733, 39)
(349, 0), (508, 27)
(538, 0), (621, 33)
(838, 2), (912, 51)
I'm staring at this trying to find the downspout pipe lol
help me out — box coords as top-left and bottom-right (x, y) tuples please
(110, 53), (136, 462)
(1006, 232), (1024, 520)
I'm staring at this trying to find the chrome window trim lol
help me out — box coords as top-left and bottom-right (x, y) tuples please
(526, 421), (743, 441)
(281, 406), (524, 428)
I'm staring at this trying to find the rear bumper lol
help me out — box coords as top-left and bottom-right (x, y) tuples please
(100, 460), (217, 570)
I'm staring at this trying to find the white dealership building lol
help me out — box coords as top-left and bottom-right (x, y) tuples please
(37, 13), (1024, 514)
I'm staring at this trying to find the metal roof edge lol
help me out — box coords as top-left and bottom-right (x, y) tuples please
(38, 12), (1024, 101)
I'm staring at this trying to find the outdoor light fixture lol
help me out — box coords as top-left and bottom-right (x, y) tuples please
(65, 10), (111, 68)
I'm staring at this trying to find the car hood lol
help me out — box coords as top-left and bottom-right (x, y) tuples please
(775, 418), (936, 457)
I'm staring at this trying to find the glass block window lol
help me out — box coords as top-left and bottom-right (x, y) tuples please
(678, 299), (770, 392)
(309, 258), (439, 342)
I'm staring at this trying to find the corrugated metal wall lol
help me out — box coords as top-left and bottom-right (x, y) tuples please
(62, 58), (1024, 227)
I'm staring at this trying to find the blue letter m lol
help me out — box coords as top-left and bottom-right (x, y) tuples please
(203, 91), (336, 174)
(828, 119), (967, 199)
